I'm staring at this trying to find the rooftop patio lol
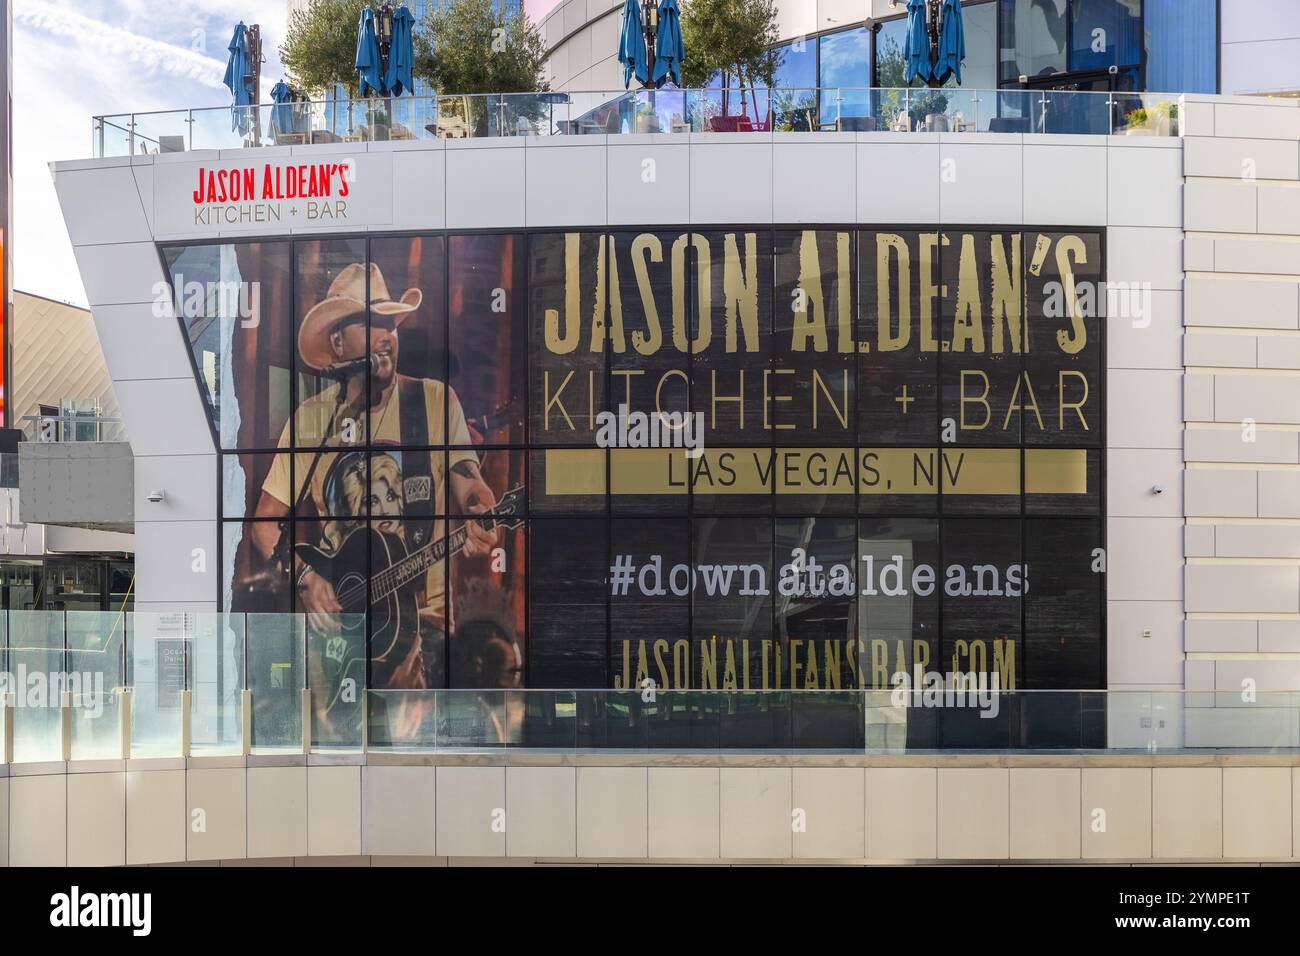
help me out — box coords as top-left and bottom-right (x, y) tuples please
(92, 86), (1184, 157)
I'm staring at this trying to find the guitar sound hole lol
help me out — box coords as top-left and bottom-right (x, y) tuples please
(337, 573), (368, 617)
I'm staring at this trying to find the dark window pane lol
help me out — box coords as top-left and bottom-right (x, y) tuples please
(1023, 230), (1103, 447)
(940, 231), (1024, 448)
(1024, 518), (1103, 688)
(369, 234), (448, 432)
(941, 519), (1023, 692)
(449, 525), (526, 687)
(293, 238), (370, 448)
(611, 518), (690, 689)
(165, 242), (292, 450)
(530, 518), (607, 688)
(449, 233), (525, 445)
(858, 517), (941, 691)
(1146, 0), (1217, 94)
(691, 516), (773, 688)
(224, 521), (290, 613)
(692, 230), (772, 448)
(776, 517), (857, 690)
(529, 232), (606, 446)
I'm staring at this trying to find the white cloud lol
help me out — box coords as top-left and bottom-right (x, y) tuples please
(12, 0), (291, 305)
(16, 0), (229, 89)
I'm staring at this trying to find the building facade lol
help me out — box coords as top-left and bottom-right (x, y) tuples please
(540, 0), (1287, 97)
(0, 291), (133, 613)
(24, 91), (1300, 864)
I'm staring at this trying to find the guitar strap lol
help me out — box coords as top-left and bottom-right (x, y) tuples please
(396, 376), (436, 549)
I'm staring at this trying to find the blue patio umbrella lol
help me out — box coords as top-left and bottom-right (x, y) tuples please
(652, 0), (684, 88)
(384, 4), (416, 97)
(617, 0), (649, 89)
(222, 22), (255, 134)
(269, 79), (295, 137)
(934, 0), (966, 86)
(356, 7), (384, 97)
(903, 0), (932, 86)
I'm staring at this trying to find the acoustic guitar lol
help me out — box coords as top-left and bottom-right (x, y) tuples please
(295, 485), (525, 711)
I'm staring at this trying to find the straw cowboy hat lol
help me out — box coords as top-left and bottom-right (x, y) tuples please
(298, 262), (422, 371)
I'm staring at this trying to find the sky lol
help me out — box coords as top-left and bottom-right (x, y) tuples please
(12, 0), (567, 308)
(12, 0), (290, 307)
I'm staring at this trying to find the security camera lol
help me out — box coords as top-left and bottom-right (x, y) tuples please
(147, 490), (166, 503)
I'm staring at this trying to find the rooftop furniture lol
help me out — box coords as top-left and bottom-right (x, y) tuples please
(989, 116), (1030, 133)
(837, 116), (877, 132)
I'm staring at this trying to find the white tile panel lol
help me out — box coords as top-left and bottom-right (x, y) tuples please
(1107, 518), (1184, 602)
(1184, 179), (1258, 233)
(1185, 564), (1299, 613)
(857, 141), (941, 223)
(526, 141), (608, 227)
(938, 143), (1022, 224)
(53, 164), (153, 246)
(1107, 146), (1184, 227)
(1107, 227), (1183, 291)
(689, 141), (774, 224)
(71, 241), (168, 307)
(606, 143), (690, 225)
(773, 141), (856, 223)
(392, 150), (446, 230)
(444, 146), (527, 230)
(1023, 144), (1106, 226)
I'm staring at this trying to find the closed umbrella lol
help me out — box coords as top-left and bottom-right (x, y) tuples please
(356, 7), (384, 97)
(934, 0), (965, 86)
(652, 0), (684, 88)
(269, 79), (294, 137)
(617, 0), (649, 89)
(384, 5), (416, 97)
(222, 22), (254, 134)
(903, 0), (932, 86)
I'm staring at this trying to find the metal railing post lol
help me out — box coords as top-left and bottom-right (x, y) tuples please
(60, 690), (72, 761)
(119, 687), (131, 760)
(301, 688), (311, 755)
(241, 689), (252, 756)
(3, 692), (13, 764)
(181, 688), (192, 758)
(361, 689), (369, 754)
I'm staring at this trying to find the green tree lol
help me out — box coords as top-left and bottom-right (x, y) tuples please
(415, 0), (549, 94)
(279, 0), (371, 97)
(679, 0), (784, 93)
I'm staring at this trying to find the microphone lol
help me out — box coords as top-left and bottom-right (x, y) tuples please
(320, 354), (380, 380)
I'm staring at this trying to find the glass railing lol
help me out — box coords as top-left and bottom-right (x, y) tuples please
(0, 611), (1294, 759)
(91, 88), (1184, 156)
(18, 415), (127, 444)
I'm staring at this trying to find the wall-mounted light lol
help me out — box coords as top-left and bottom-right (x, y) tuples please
(147, 490), (166, 503)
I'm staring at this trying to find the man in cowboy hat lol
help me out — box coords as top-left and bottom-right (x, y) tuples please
(250, 261), (499, 692)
